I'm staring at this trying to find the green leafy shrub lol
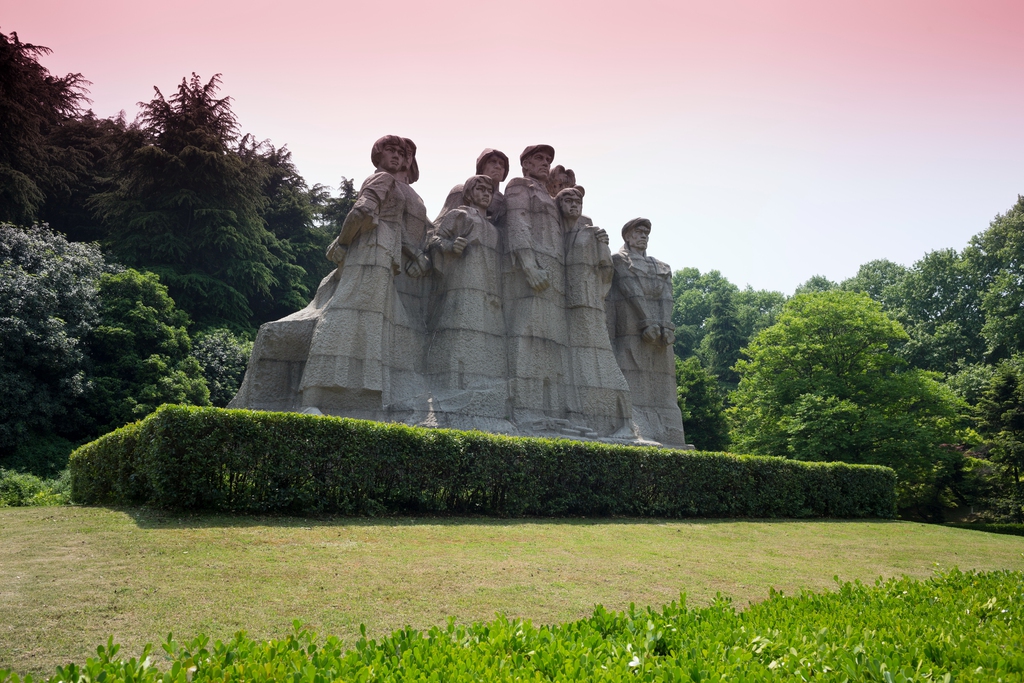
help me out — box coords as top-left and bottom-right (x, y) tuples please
(0, 468), (70, 507)
(0, 223), (105, 453)
(70, 405), (895, 517)
(85, 269), (210, 433)
(2, 569), (1020, 682)
(191, 328), (253, 407)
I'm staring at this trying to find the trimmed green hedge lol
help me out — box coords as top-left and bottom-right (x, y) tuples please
(69, 405), (895, 517)
(4, 569), (1021, 682)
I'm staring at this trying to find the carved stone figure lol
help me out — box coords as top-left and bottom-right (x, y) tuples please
(231, 136), (691, 449)
(606, 218), (689, 447)
(435, 149), (510, 227)
(559, 188), (635, 438)
(423, 175), (511, 431)
(502, 144), (581, 431)
(297, 135), (430, 419)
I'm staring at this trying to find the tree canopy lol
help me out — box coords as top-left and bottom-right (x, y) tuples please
(730, 291), (960, 504)
(92, 74), (294, 329)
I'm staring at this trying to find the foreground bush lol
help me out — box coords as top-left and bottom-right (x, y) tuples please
(2, 569), (1020, 682)
(0, 468), (70, 507)
(70, 405), (895, 517)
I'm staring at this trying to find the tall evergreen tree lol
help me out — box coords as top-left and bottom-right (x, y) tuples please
(93, 73), (304, 331)
(0, 30), (88, 224)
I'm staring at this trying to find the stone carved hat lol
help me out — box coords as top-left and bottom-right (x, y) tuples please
(462, 175), (494, 206)
(475, 149), (509, 182)
(621, 217), (652, 239)
(519, 144), (555, 164)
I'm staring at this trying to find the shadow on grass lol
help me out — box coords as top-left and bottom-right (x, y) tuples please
(115, 507), (900, 530)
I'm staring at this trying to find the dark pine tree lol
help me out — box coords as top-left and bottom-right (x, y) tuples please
(0, 30), (88, 224)
(93, 73), (306, 331)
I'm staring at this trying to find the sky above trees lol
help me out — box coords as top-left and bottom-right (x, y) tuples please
(7, 0), (1024, 293)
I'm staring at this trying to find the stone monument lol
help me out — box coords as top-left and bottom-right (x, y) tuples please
(229, 137), (692, 448)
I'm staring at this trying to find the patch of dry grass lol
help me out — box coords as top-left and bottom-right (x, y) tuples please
(2, 507), (1023, 676)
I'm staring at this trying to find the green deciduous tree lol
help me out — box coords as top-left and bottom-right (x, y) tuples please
(0, 223), (104, 454)
(890, 249), (985, 371)
(192, 328), (253, 407)
(794, 274), (838, 295)
(839, 259), (908, 310)
(730, 291), (960, 507)
(86, 268), (209, 432)
(965, 196), (1024, 360)
(675, 356), (729, 451)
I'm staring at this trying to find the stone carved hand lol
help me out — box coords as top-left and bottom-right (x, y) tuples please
(405, 252), (431, 278)
(326, 239), (348, 267)
(661, 327), (675, 346)
(642, 325), (662, 344)
(594, 228), (609, 245)
(452, 236), (468, 255)
(524, 265), (550, 292)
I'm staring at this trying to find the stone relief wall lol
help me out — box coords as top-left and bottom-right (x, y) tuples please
(229, 137), (691, 448)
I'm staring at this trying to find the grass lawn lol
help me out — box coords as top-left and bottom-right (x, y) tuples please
(2, 507), (1023, 676)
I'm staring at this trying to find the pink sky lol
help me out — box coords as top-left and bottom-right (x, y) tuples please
(6, 0), (1024, 292)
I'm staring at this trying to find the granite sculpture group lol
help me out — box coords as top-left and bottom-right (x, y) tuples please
(229, 137), (691, 448)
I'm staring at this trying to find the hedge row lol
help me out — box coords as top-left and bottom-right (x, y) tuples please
(4, 569), (1020, 682)
(69, 405), (896, 517)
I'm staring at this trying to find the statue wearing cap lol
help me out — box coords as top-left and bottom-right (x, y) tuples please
(434, 149), (510, 228)
(606, 218), (689, 448)
(502, 144), (580, 426)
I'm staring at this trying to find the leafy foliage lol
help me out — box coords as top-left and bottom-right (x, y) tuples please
(697, 288), (743, 388)
(794, 274), (838, 294)
(967, 196), (1024, 360)
(85, 268), (209, 433)
(976, 358), (1024, 521)
(0, 223), (105, 454)
(69, 405), (895, 517)
(675, 356), (729, 451)
(730, 291), (961, 507)
(0, 467), (70, 507)
(3, 569), (1021, 682)
(191, 328), (252, 407)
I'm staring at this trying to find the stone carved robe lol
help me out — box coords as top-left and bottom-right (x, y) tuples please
(501, 176), (577, 427)
(298, 171), (427, 418)
(564, 222), (634, 436)
(423, 205), (510, 430)
(606, 246), (686, 447)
